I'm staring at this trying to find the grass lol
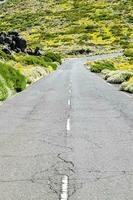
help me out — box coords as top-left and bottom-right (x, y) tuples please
(0, 0), (133, 97)
(87, 60), (115, 73)
(0, 61), (26, 92)
(0, 0), (133, 55)
(0, 49), (61, 101)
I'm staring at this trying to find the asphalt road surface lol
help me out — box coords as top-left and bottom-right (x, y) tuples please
(0, 53), (133, 200)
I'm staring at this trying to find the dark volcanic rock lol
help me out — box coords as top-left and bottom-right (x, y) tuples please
(8, 31), (19, 37)
(34, 47), (42, 56)
(14, 48), (21, 53)
(14, 36), (27, 52)
(0, 31), (43, 56)
(69, 48), (91, 55)
(4, 37), (12, 45)
(0, 36), (5, 44)
(26, 48), (34, 55)
(2, 47), (12, 54)
(10, 41), (16, 50)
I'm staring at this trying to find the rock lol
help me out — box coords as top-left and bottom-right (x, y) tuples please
(0, 32), (6, 38)
(2, 47), (12, 54)
(14, 48), (21, 53)
(69, 49), (91, 55)
(10, 41), (16, 50)
(8, 31), (19, 37)
(14, 36), (27, 52)
(26, 48), (34, 55)
(0, 35), (5, 44)
(4, 37), (12, 45)
(34, 47), (42, 56)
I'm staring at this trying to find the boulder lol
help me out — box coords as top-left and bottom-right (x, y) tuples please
(14, 36), (27, 51)
(26, 48), (34, 55)
(8, 31), (19, 37)
(4, 37), (12, 45)
(0, 35), (5, 44)
(34, 47), (42, 56)
(14, 48), (21, 53)
(10, 41), (17, 50)
(2, 47), (12, 54)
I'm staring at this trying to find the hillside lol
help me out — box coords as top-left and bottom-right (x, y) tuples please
(0, 0), (133, 55)
(0, 0), (133, 101)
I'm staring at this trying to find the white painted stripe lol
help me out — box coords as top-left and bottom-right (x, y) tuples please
(69, 89), (71, 94)
(66, 118), (71, 131)
(68, 99), (71, 106)
(124, 93), (132, 98)
(60, 175), (68, 200)
(107, 83), (112, 86)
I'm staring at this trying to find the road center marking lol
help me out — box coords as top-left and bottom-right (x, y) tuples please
(68, 99), (71, 106)
(66, 118), (71, 131)
(60, 175), (69, 200)
(107, 83), (112, 86)
(69, 89), (71, 94)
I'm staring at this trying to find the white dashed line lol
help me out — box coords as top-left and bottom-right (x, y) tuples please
(107, 83), (112, 86)
(60, 175), (69, 200)
(69, 89), (71, 94)
(68, 99), (71, 106)
(66, 118), (71, 131)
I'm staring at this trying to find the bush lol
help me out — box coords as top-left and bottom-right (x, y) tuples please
(15, 54), (58, 70)
(124, 49), (133, 57)
(0, 50), (14, 61)
(0, 80), (8, 101)
(43, 51), (62, 64)
(90, 60), (115, 73)
(0, 62), (26, 92)
(107, 70), (133, 84)
(120, 82), (133, 93)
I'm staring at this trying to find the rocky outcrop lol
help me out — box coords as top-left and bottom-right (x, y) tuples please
(0, 31), (42, 56)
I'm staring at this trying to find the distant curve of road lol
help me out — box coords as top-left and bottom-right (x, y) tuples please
(0, 52), (133, 200)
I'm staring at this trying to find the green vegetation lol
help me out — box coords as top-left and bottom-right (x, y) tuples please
(0, 50), (61, 101)
(0, 61), (26, 100)
(86, 53), (133, 93)
(88, 60), (115, 73)
(0, 0), (133, 55)
(0, 0), (133, 98)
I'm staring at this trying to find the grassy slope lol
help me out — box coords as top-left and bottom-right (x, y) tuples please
(0, 0), (133, 55)
(0, 0), (133, 98)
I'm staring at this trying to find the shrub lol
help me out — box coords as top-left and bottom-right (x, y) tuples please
(107, 71), (133, 84)
(43, 51), (62, 64)
(124, 49), (133, 57)
(0, 50), (14, 61)
(120, 82), (133, 93)
(0, 80), (8, 101)
(89, 60), (115, 73)
(0, 62), (26, 92)
(15, 55), (58, 70)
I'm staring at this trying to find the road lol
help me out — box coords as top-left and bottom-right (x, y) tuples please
(0, 53), (133, 200)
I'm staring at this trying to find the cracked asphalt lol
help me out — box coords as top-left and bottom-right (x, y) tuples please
(0, 53), (133, 199)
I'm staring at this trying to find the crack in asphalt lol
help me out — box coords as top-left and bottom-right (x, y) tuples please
(57, 153), (75, 168)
